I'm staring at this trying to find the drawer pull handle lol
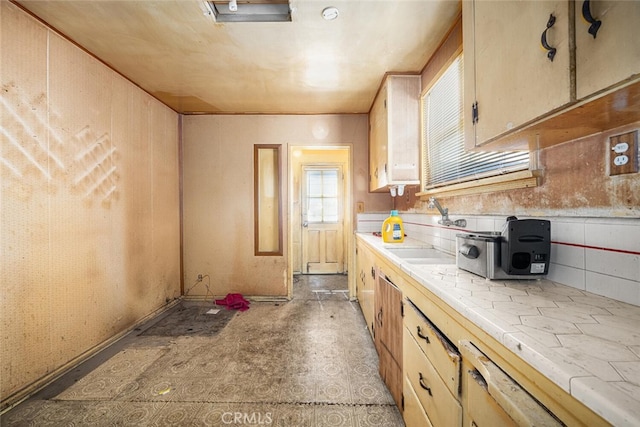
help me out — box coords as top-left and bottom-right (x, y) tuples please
(417, 326), (430, 343)
(419, 373), (432, 396)
(581, 0), (601, 39)
(540, 14), (557, 62)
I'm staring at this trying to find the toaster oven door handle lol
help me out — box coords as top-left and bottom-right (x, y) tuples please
(518, 235), (545, 242)
(459, 243), (480, 259)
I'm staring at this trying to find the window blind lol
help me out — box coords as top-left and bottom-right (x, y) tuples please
(423, 55), (529, 190)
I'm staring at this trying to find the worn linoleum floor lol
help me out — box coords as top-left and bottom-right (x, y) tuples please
(2, 275), (403, 426)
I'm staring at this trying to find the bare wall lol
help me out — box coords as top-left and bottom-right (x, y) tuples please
(182, 114), (389, 298)
(1, 2), (181, 405)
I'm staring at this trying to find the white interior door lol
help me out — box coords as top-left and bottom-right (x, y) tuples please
(301, 166), (344, 274)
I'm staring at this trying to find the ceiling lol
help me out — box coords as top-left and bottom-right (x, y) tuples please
(16, 0), (461, 114)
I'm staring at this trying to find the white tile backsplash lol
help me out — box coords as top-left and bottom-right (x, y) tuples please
(551, 244), (585, 269)
(546, 263), (587, 291)
(357, 213), (640, 307)
(586, 249), (640, 282)
(552, 220), (586, 244)
(585, 220), (640, 252)
(587, 272), (640, 307)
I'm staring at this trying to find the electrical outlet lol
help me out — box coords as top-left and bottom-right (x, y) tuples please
(609, 130), (638, 176)
(197, 274), (203, 281)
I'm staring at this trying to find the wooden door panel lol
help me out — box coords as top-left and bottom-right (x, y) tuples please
(575, 0), (640, 99)
(472, 0), (573, 145)
(325, 229), (338, 263)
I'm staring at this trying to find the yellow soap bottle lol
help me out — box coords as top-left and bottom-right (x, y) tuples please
(382, 210), (404, 243)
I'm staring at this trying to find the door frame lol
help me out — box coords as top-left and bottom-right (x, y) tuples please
(287, 145), (354, 299)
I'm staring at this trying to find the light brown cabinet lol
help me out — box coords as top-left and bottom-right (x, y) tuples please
(374, 269), (403, 410)
(463, 0), (640, 151)
(369, 75), (420, 192)
(463, 0), (574, 150)
(355, 241), (376, 339)
(574, 0), (640, 100)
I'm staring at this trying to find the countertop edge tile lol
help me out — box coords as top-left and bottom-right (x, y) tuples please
(571, 376), (640, 427)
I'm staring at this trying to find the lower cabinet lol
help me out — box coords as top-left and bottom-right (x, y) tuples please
(355, 236), (603, 426)
(374, 269), (403, 410)
(404, 330), (462, 427)
(460, 341), (562, 427)
(403, 298), (462, 427)
(355, 242), (376, 339)
(403, 376), (433, 427)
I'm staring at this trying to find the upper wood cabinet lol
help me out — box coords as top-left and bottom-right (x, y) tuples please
(464, 0), (640, 151)
(463, 0), (574, 151)
(574, 0), (640, 100)
(369, 75), (420, 192)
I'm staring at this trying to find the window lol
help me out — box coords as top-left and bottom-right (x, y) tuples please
(254, 145), (282, 256)
(422, 54), (529, 191)
(305, 168), (339, 223)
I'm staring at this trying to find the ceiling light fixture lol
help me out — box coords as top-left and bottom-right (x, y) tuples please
(321, 6), (339, 21)
(205, 1), (292, 23)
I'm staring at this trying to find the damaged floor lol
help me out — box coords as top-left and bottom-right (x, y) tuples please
(1, 275), (403, 426)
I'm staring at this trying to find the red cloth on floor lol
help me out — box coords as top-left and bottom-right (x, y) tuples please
(215, 293), (250, 311)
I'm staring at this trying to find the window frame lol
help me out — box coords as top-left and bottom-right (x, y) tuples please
(254, 144), (283, 256)
(417, 49), (537, 199)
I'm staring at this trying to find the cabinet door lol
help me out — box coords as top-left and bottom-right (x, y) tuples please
(378, 271), (403, 366)
(356, 244), (375, 338)
(374, 270), (404, 410)
(369, 75), (420, 191)
(373, 268), (384, 354)
(575, 0), (640, 99)
(387, 76), (420, 183)
(464, 0), (574, 149)
(379, 345), (403, 410)
(369, 84), (388, 191)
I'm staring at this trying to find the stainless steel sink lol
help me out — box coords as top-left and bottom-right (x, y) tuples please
(385, 247), (455, 264)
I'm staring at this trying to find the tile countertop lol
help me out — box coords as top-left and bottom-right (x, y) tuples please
(357, 233), (640, 426)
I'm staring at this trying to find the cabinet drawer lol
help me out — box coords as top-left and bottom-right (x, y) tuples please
(463, 369), (519, 427)
(460, 341), (562, 427)
(403, 376), (433, 427)
(404, 331), (462, 427)
(404, 299), (460, 397)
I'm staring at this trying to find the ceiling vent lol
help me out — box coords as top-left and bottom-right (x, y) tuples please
(205, 0), (291, 23)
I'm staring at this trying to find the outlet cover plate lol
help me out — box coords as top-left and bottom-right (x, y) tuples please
(609, 130), (638, 176)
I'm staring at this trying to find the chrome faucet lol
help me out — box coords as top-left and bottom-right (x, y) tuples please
(428, 197), (467, 228)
